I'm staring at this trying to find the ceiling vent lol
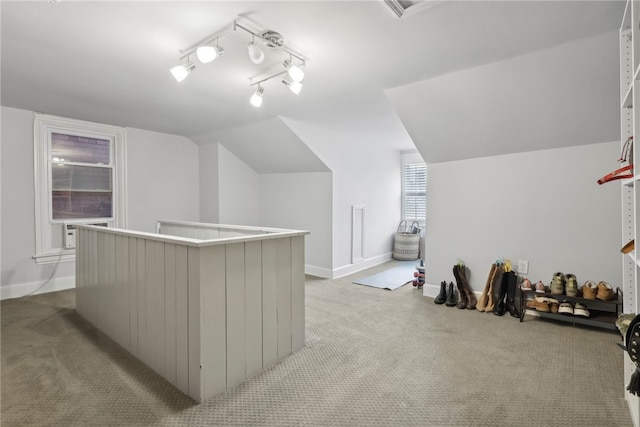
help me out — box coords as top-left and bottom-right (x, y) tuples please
(383, 0), (442, 19)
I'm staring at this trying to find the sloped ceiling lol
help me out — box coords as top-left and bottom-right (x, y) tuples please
(1, 1), (626, 169)
(386, 31), (621, 163)
(192, 117), (329, 173)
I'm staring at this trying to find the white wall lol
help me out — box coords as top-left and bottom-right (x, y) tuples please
(423, 141), (622, 296)
(0, 106), (200, 298)
(217, 144), (260, 225)
(126, 128), (199, 233)
(199, 142), (220, 222)
(259, 172), (333, 276)
(283, 119), (402, 276)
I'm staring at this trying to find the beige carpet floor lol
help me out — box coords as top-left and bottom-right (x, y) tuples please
(1, 261), (633, 426)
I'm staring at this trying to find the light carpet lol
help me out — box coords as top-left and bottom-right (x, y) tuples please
(0, 260), (633, 426)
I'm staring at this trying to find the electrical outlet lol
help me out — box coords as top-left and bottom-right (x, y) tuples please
(517, 260), (529, 275)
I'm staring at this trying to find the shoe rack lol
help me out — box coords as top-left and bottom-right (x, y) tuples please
(519, 288), (622, 331)
(620, 1), (640, 425)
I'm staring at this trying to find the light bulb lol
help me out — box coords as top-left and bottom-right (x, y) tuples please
(287, 64), (304, 82)
(250, 87), (264, 108)
(170, 62), (195, 82)
(282, 76), (303, 95)
(247, 42), (265, 64)
(196, 46), (217, 63)
(283, 59), (304, 82)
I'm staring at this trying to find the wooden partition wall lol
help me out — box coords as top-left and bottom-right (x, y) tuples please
(75, 224), (308, 402)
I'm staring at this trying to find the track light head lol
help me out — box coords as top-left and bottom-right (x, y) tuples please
(170, 62), (195, 82)
(196, 45), (224, 63)
(283, 59), (304, 83)
(247, 41), (265, 64)
(250, 86), (264, 108)
(282, 75), (303, 95)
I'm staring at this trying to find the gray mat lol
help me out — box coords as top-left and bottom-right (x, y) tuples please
(352, 261), (417, 290)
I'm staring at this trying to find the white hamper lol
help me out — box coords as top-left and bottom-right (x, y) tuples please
(393, 221), (420, 261)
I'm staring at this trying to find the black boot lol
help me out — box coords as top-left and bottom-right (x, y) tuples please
(493, 273), (509, 316)
(434, 281), (447, 304)
(506, 273), (519, 317)
(445, 281), (458, 307)
(453, 265), (467, 309)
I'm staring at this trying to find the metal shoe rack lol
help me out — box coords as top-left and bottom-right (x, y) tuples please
(519, 289), (623, 331)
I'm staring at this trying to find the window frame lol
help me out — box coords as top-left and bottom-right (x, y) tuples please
(33, 113), (127, 264)
(401, 152), (426, 228)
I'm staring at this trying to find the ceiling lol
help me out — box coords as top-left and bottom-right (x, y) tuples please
(1, 0), (626, 165)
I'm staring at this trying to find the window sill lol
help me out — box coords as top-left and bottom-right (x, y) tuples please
(33, 250), (76, 265)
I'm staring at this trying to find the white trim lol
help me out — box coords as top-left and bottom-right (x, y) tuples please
(351, 205), (365, 264)
(304, 264), (333, 279)
(332, 252), (392, 279)
(33, 113), (127, 262)
(1, 275), (75, 300)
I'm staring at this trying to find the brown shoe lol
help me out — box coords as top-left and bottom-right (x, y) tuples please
(548, 298), (559, 313)
(621, 239), (635, 254)
(485, 265), (504, 313)
(534, 297), (550, 312)
(596, 281), (615, 301)
(477, 264), (496, 312)
(581, 281), (597, 300)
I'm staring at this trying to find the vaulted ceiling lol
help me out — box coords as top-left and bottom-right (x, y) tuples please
(1, 1), (625, 167)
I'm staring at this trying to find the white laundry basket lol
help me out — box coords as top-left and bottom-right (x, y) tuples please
(393, 221), (420, 261)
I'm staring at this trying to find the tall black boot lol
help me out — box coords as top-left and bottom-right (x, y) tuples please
(506, 273), (519, 317)
(434, 281), (447, 304)
(453, 265), (467, 309)
(493, 272), (509, 316)
(445, 281), (458, 307)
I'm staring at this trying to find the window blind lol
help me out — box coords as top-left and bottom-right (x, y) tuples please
(403, 163), (426, 224)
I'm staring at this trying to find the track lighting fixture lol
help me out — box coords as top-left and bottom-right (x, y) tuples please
(170, 61), (195, 82)
(171, 20), (307, 104)
(250, 86), (264, 108)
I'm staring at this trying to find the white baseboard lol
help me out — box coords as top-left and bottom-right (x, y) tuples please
(305, 264), (333, 279)
(305, 253), (393, 279)
(1, 276), (75, 300)
(422, 282), (441, 299)
(331, 252), (392, 279)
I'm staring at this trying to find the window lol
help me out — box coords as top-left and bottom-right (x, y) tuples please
(34, 114), (127, 264)
(402, 153), (426, 227)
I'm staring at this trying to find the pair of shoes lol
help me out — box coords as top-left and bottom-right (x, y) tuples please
(527, 297), (549, 312)
(550, 272), (565, 295)
(581, 281), (598, 300)
(558, 301), (591, 317)
(565, 274), (579, 297)
(596, 281), (615, 301)
(527, 297), (559, 313)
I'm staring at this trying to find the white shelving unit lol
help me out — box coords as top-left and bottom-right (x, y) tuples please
(620, 1), (640, 425)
